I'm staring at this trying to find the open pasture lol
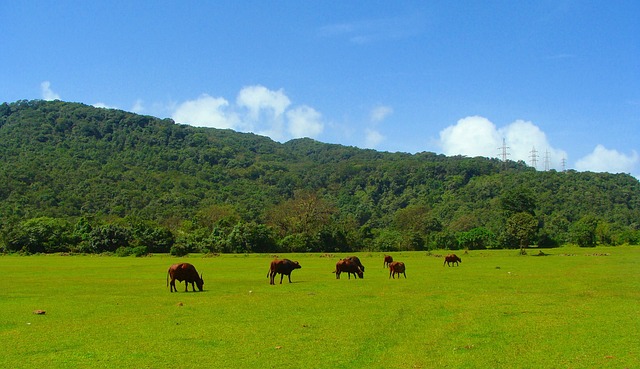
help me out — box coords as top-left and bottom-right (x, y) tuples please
(1, 247), (638, 368)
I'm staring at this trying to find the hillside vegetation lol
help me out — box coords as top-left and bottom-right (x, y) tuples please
(1, 100), (639, 254)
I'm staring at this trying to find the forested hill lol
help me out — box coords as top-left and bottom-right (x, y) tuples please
(1, 99), (639, 254)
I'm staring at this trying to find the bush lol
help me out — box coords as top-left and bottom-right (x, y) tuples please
(170, 244), (189, 257)
(131, 246), (148, 257)
(115, 247), (133, 257)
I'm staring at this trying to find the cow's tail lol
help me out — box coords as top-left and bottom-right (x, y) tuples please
(166, 269), (169, 288)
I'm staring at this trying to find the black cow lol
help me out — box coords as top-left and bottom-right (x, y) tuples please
(268, 259), (302, 285)
(334, 258), (364, 279)
(345, 256), (365, 272)
(443, 254), (462, 267)
(167, 263), (204, 292)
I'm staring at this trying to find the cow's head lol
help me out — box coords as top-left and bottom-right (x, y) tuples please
(196, 274), (204, 291)
(293, 261), (302, 269)
(356, 267), (364, 279)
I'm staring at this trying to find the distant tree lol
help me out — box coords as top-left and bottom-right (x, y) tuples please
(457, 227), (496, 250)
(90, 223), (131, 253)
(505, 212), (538, 254)
(569, 215), (598, 247)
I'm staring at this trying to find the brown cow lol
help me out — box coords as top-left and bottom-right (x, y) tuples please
(443, 254), (462, 266)
(345, 256), (365, 272)
(167, 263), (204, 292)
(334, 258), (364, 279)
(389, 261), (406, 279)
(267, 259), (302, 285)
(383, 255), (393, 268)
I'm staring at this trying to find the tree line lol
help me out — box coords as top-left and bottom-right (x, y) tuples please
(1, 100), (639, 255)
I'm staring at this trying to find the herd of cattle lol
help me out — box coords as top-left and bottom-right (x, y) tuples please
(167, 254), (462, 292)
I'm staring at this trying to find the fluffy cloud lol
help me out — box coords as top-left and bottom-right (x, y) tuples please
(172, 86), (324, 141)
(439, 116), (567, 170)
(172, 94), (238, 129)
(237, 85), (290, 121)
(439, 116), (501, 157)
(40, 81), (60, 101)
(286, 105), (323, 138)
(575, 145), (639, 175)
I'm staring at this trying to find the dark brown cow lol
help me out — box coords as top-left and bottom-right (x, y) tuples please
(345, 256), (365, 272)
(334, 258), (364, 279)
(443, 254), (462, 266)
(267, 259), (302, 285)
(383, 255), (393, 268)
(167, 263), (204, 292)
(389, 261), (406, 279)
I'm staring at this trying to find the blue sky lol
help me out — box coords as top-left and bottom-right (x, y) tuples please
(2, 1), (638, 177)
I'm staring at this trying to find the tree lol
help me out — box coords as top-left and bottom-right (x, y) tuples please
(457, 227), (496, 250)
(569, 215), (598, 247)
(505, 212), (538, 254)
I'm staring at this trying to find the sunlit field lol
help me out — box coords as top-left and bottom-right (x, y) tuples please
(1, 247), (638, 368)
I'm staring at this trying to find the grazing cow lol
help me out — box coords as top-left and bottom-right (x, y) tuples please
(389, 261), (406, 279)
(267, 259), (302, 285)
(334, 258), (364, 279)
(167, 263), (204, 292)
(383, 255), (393, 268)
(443, 254), (462, 267)
(345, 256), (365, 272)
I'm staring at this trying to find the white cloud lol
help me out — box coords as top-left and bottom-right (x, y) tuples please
(575, 145), (639, 175)
(93, 102), (118, 110)
(171, 85), (325, 142)
(172, 94), (238, 129)
(439, 116), (501, 157)
(236, 85), (290, 121)
(286, 105), (323, 139)
(438, 116), (568, 170)
(40, 81), (60, 101)
(365, 128), (385, 148)
(370, 105), (393, 123)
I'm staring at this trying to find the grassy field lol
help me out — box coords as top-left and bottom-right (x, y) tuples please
(1, 247), (638, 368)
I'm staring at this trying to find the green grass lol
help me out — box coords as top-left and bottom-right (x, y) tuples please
(1, 247), (638, 368)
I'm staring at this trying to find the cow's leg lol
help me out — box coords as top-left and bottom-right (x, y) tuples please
(170, 279), (176, 292)
(279, 274), (284, 284)
(288, 274), (292, 283)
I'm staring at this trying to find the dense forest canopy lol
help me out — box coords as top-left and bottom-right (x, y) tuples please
(1, 100), (639, 255)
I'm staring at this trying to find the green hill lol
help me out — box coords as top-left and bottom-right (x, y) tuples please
(1, 100), (638, 254)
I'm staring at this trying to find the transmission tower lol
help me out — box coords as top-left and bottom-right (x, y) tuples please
(497, 138), (510, 168)
(529, 146), (539, 170)
(544, 150), (551, 171)
(561, 157), (567, 172)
